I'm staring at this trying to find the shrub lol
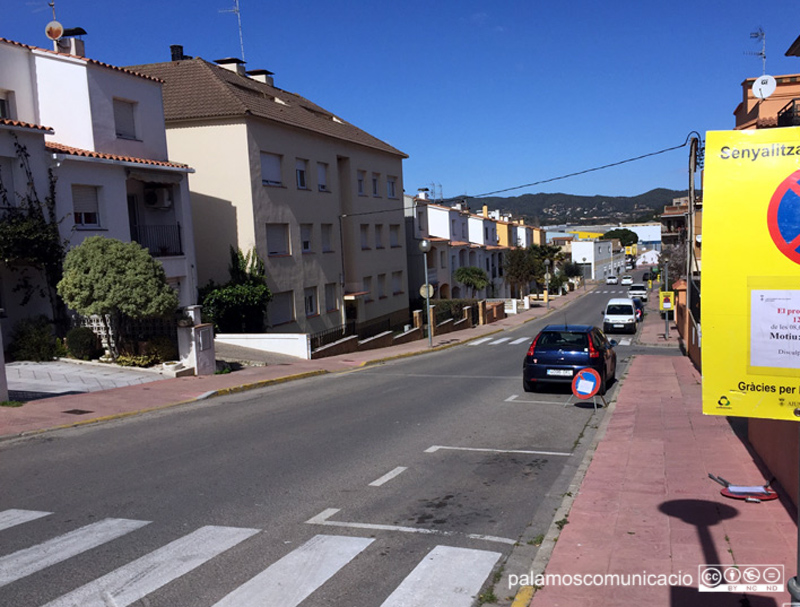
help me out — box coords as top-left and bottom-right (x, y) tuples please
(7, 315), (58, 361)
(66, 327), (101, 360)
(143, 335), (178, 363)
(115, 354), (157, 367)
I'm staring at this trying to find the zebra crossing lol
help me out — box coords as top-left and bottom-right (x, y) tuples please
(0, 508), (502, 607)
(468, 335), (634, 347)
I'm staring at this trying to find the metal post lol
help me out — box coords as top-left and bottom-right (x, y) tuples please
(419, 239), (433, 347)
(663, 264), (670, 339)
(788, 423), (800, 604)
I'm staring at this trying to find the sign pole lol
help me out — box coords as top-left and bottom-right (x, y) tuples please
(663, 264), (669, 340)
(788, 425), (800, 604)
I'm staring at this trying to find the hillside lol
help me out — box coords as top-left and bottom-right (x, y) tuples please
(462, 188), (689, 226)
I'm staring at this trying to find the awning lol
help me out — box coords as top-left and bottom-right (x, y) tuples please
(127, 169), (184, 184)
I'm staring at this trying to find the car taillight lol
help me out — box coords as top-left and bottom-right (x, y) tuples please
(526, 333), (541, 356)
(588, 339), (600, 359)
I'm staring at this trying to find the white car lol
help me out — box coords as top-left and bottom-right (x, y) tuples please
(621, 275), (633, 285)
(627, 284), (648, 302)
(606, 275), (618, 285)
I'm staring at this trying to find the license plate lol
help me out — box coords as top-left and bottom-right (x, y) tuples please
(613, 324), (624, 328)
(547, 369), (573, 377)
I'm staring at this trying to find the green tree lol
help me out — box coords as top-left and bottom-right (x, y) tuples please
(453, 266), (489, 298)
(503, 247), (535, 298)
(201, 247), (272, 332)
(57, 236), (179, 359)
(526, 244), (565, 293)
(601, 228), (639, 247)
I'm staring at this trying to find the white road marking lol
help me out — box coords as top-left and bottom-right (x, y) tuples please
(379, 545), (502, 607)
(0, 509), (51, 532)
(467, 337), (493, 346)
(504, 395), (570, 405)
(617, 338), (632, 346)
(425, 445), (572, 457)
(509, 337), (530, 345)
(306, 509), (515, 545)
(488, 337), (511, 345)
(369, 466), (408, 487)
(0, 518), (150, 587)
(211, 534), (373, 607)
(42, 525), (259, 607)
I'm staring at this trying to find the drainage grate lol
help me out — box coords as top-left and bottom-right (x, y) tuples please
(63, 409), (93, 415)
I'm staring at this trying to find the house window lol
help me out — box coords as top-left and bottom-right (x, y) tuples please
(261, 153), (282, 186)
(301, 224), (313, 253)
(321, 223), (333, 252)
(0, 92), (9, 119)
(390, 224), (400, 247)
(375, 224), (384, 249)
(113, 99), (136, 139)
(270, 290), (295, 325)
(377, 273), (386, 299)
(360, 224), (370, 249)
(387, 176), (397, 198)
(317, 162), (328, 191)
(304, 286), (317, 316)
(72, 184), (100, 227)
(392, 270), (403, 295)
(440, 251), (447, 269)
(372, 173), (380, 197)
(325, 282), (338, 312)
(266, 223), (290, 256)
(362, 276), (373, 302)
(357, 170), (366, 195)
(296, 158), (308, 189)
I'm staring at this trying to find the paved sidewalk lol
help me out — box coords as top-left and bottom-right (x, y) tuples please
(0, 286), (589, 438)
(521, 295), (798, 606)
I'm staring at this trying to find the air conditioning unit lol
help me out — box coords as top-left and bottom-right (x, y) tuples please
(144, 187), (173, 209)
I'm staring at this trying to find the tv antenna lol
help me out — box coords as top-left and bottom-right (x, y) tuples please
(747, 27), (766, 75)
(220, 0), (246, 61)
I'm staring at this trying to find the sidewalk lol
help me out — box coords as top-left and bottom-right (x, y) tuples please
(522, 297), (798, 606)
(0, 287), (587, 438)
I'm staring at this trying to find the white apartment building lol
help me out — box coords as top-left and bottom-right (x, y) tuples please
(571, 239), (626, 281)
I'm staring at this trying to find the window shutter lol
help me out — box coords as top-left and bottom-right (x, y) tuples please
(72, 185), (98, 213)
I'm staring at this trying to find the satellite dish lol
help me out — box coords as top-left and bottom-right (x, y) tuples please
(752, 75), (776, 99)
(45, 20), (63, 41)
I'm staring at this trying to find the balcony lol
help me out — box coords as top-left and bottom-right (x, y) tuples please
(131, 224), (183, 257)
(778, 99), (800, 127)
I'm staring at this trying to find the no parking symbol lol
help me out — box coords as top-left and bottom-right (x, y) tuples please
(767, 169), (800, 264)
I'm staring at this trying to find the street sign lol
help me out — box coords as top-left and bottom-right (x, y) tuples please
(419, 284), (433, 299)
(659, 291), (674, 311)
(571, 368), (601, 400)
(703, 127), (800, 421)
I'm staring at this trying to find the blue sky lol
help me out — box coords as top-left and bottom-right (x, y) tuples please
(4, 0), (800, 199)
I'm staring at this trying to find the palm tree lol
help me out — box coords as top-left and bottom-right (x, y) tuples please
(454, 266), (489, 298)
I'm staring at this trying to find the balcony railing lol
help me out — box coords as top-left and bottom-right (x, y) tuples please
(131, 224), (183, 257)
(778, 99), (800, 127)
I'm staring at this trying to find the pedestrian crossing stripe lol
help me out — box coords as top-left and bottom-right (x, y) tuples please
(467, 337), (493, 346)
(488, 337), (511, 345)
(379, 545), (501, 607)
(0, 518), (150, 588)
(509, 337), (529, 345)
(211, 534), (373, 607)
(0, 508), (51, 532)
(41, 525), (259, 607)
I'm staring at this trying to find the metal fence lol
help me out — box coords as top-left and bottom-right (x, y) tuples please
(131, 224), (183, 257)
(309, 317), (410, 351)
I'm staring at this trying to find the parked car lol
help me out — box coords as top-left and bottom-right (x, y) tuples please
(522, 324), (617, 394)
(621, 275), (633, 285)
(606, 275), (618, 285)
(642, 271), (652, 282)
(627, 283), (648, 302)
(603, 297), (638, 334)
(632, 297), (644, 322)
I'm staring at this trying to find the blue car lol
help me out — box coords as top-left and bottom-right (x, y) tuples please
(522, 324), (617, 394)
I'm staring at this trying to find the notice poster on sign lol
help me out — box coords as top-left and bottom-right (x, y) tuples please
(750, 289), (800, 370)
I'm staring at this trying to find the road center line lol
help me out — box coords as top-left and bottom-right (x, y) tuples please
(425, 445), (572, 457)
(369, 466), (407, 487)
(306, 509), (516, 545)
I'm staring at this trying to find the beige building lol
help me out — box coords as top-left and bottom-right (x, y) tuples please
(132, 50), (410, 334)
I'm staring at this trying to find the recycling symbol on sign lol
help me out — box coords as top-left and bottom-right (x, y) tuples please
(718, 396), (730, 407)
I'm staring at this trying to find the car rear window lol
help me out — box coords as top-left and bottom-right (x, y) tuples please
(536, 331), (589, 350)
(606, 304), (634, 315)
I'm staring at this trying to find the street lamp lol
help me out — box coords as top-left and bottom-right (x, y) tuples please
(582, 257), (587, 290)
(419, 239), (433, 347)
(544, 259), (551, 310)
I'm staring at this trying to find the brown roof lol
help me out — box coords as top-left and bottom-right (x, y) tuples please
(0, 118), (53, 133)
(46, 142), (190, 169)
(0, 38), (161, 82)
(127, 58), (406, 158)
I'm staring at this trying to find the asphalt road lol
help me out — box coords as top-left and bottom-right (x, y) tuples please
(0, 277), (679, 607)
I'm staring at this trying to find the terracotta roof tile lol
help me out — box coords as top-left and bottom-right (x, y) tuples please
(0, 118), (53, 133)
(127, 58), (407, 158)
(46, 142), (190, 169)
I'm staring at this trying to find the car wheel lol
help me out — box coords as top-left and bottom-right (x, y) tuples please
(523, 379), (535, 393)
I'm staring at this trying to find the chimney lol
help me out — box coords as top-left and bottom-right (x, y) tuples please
(214, 57), (246, 76)
(246, 69), (274, 86)
(170, 45), (192, 61)
(54, 27), (87, 57)
(417, 188), (429, 201)
(482, 204), (489, 218)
